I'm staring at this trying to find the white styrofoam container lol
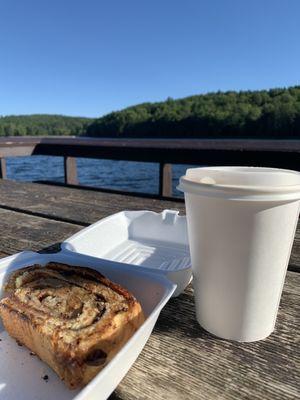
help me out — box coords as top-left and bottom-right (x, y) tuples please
(62, 210), (192, 296)
(0, 250), (176, 400)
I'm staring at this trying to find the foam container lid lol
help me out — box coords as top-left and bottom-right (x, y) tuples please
(62, 210), (192, 297)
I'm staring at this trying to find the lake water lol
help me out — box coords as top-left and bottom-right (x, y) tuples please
(5, 156), (194, 197)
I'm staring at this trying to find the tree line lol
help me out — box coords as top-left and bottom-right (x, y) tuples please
(1, 86), (299, 138)
(0, 114), (93, 136)
(87, 86), (300, 138)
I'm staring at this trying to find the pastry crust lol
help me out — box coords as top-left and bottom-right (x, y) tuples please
(0, 262), (145, 389)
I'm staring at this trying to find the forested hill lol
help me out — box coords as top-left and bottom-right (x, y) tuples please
(0, 114), (93, 136)
(1, 87), (300, 138)
(87, 86), (300, 138)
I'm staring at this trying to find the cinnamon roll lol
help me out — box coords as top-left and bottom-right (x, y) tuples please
(0, 262), (145, 389)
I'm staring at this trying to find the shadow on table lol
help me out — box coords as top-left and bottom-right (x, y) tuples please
(108, 392), (123, 400)
(153, 288), (212, 340)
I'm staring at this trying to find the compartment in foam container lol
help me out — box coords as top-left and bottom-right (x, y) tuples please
(62, 210), (192, 296)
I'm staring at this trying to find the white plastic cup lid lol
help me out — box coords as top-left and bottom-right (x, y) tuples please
(177, 166), (300, 201)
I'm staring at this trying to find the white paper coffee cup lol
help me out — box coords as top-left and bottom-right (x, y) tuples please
(178, 167), (300, 342)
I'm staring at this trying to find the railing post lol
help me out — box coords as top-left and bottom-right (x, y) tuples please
(159, 163), (172, 197)
(64, 157), (78, 185)
(0, 158), (7, 179)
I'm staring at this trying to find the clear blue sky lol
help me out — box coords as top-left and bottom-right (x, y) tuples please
(0, 0), (299, 118)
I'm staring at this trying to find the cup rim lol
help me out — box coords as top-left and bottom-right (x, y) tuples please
(177, 166), (300, 201)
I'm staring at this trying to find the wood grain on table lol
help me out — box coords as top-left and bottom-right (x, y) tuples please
(0, 179), (299, 400)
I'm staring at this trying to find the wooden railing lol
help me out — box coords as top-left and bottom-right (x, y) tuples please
(0, 136), (299, 197)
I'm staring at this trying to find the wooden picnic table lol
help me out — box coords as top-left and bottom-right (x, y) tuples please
(0, 179), (299, 400)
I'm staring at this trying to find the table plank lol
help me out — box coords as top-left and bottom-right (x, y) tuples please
(290, 227), (300, 270)
(0, 208), (81, 254)
(0, 180), (185, 225)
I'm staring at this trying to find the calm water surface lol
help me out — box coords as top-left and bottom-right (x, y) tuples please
(6, 156), (195, 197)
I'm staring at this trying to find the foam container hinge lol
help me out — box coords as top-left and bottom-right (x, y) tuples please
(62, 210), (192, 297)
(0, 250), (176, 400)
